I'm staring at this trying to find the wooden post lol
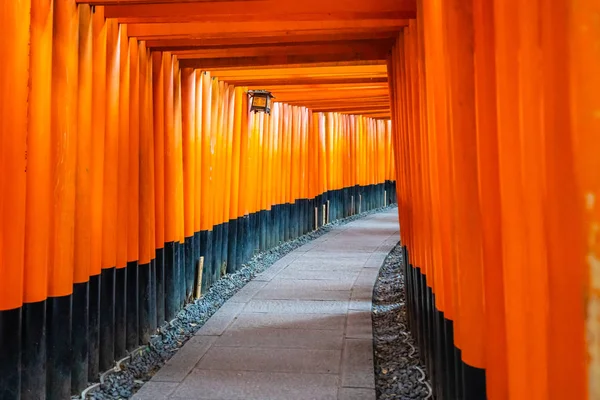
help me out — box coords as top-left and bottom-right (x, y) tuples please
(195, 257), (204, 299)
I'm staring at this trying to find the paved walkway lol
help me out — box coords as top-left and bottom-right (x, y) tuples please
(133, 209), (399, 400)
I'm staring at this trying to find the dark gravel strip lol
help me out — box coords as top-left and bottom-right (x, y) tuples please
(372, 243), (432, 400)
(79, 205), (394, 400)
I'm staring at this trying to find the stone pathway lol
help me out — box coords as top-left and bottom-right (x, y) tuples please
(133, 209), (399, 400)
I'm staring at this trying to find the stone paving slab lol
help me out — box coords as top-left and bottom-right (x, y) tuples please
(244, 299), (350, 314)
(213, 327), (344, 350)
(194, 302), (246, 336)
(170, 370), (339, 400)
(345, 310), (374, 340)
(152, 336), (217, 382)
(228, 312), (347, 331)
(285, 258), (367, 269)
(264, 278), (357, 291)
(337, 387), (377, 400)
(133, 209), (399, 400)
(133, 382), (179, 400)
(196, 346), (342, 374)
(227, 280), (268, 303)
(253, 287), (351, 301)
(340, 338), (376, 389)
(274, 269), (361, 281)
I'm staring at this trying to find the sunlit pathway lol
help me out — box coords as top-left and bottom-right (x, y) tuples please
(133, 209), (399, 400)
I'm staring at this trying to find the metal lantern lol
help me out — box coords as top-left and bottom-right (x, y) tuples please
(248, 90), (274, 115)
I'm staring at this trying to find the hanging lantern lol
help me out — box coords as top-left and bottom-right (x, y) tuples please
(248, 90), (274, 115)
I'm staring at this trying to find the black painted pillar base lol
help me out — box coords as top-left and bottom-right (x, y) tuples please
(245, 215), (255, 262)
(455, 347), (464, 400)
(72, 282), (89, 393)
(300, 199), (310, 235)
(155, 249), (165, 326)
(258, 210), (267, 252)
(0, 307), (22, 400)
(227, 219), (238, 274)
(293, 202), (299, 238)
(463, 362), (486, 400)
(418, 270), (427, 366)
(291, 203), (297, 239)
(425, 285), (434, 374)
(199, 230), (212, 292)
(444, 318), (457, 399)
(99, 267), (115, 372)
(88, 274), (101, 381)
(221, 222), (229, 277)
(433, 306), (445, 399)
(209, 227), (216, 285)
(314, 195), (321, 228)
(21, 301), (45, 400)
(126, 261), (139, 351)
(209, 226), (217, 285)
(184, 236), (195, 301)
(267, 208), (273, 248)
(194, 232), (201, 273)
(164, 241), (177, 321)
(251, 212), (259, 256)
(212, 224), (223, 283)
(46, 295), (72, 400)
(306, 199), (312, 232)
(276, 204), (284, 243)
(268, 208), (274, 247)
(268, 207), (275, 248)
(1, 307), (21, 399)
(174, 241), (183, 310)
(206, 229), (214, 289)
(138, 262), (152, 344)
(114, 267), (127, 360)
(150, 256), (158, 331)
(149, 257), (157, 333)
(237, 217), (248, 267)
(284, 204), (291, 241)
(305, 199), (311, 234)
(332, 190), (336, 219)
(338, 189), (342, 219)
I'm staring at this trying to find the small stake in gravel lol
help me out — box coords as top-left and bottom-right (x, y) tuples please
(327, 200), (330, 224)
(322, 204), (326, 225)
(351, 195), (354, 215)
(314, 207), (318, 231)
(384, 190), (387, 207)
(195, 257), (204, 299)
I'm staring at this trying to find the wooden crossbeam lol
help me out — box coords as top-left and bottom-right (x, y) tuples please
(170, 40), (393, 60)
(146, 31), (398, 49)
(208, 65), (388, 78)
(98, 0), (415, 21)
(178, 52), (389, 69)
(231, 77), (387, 86)
(127, 20), (408, 39)
(199, 60), (387, 71)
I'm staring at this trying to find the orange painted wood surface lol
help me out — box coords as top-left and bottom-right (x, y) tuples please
(0, 0), (30, 310)
(24, 0), (53, 303)
(49, 0), (78, 296)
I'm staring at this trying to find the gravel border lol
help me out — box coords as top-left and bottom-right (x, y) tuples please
(79, 205), (395, 400)
(372, 243), (433, 400)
